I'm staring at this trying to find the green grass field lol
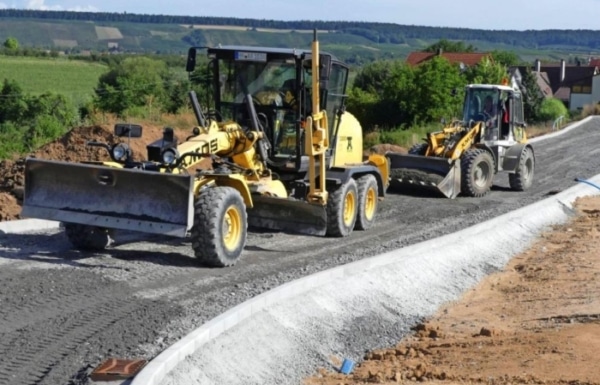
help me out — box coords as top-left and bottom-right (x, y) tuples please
(0, 56), (108, 104)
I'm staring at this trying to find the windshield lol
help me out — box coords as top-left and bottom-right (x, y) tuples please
(216, 58), (300, 157)
(218, 60), (297, 104)
(463, 88), (500, 123)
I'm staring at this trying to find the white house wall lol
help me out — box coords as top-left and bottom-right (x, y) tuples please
(570, 75), (600, 111)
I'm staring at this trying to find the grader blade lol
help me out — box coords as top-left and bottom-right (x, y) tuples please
(22, 158), (194, 237)
(386, 153), (461, 199)
(247, 195), (327, 236)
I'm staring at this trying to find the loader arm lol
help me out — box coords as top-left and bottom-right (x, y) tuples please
(445, 122), (482, 160)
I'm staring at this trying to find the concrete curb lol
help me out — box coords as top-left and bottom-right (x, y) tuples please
(136, 176), (600, 385)
(528, 115), (593, 144)
(0, 219), (59, 235)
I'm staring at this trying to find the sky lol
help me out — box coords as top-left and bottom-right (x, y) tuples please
(1, 0), (600, 31)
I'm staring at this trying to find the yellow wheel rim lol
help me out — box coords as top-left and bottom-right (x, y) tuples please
(343, 190), (356, 227)
(223, 205), (242, 251)
(364, 186), (376, 221)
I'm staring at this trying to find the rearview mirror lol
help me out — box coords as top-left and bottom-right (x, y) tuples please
(319, 54), (332, 82)
(186, 47), (197, 72)
(114, 123), (142, 138)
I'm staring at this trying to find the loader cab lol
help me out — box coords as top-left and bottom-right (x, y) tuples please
(187, 45), (350, 180)
(463, 85), (525, 143)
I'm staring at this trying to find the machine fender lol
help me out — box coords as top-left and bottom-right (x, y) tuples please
(501, 144), (534, 173)
(473, 144), (498, 172)
(198, 174), (254, 209)
(326, 166), (386, 198)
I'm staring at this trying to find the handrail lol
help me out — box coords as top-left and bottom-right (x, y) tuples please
(552, 115), (565, 131)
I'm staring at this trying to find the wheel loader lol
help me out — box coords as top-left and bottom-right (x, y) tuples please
(21, 31), (389, 267)
(387, 84), (534, 199)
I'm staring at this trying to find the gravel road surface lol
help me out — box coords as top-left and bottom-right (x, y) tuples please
(0, 117), (598, 385)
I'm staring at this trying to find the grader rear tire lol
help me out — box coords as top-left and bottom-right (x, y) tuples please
(355, 175), (378, 231)
(461, 149), (495, 197)
(326, 179), (358, 237)
(191, 187), (247, 267)
(63, 223), (113, 251)
(509, 147), (535, 191)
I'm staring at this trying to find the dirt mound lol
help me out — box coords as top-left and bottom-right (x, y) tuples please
(0, 123), (193, 222)
(368, 143), (408, 155)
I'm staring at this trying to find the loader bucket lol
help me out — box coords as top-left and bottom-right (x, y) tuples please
(247, 195), (327, 236)
(22, 158), (194, 237)
(386, 153), (461, 199)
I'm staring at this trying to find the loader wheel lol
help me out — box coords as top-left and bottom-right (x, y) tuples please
(355, 175), (378, 231)
(326, 179), (358, 237)
(63, 223), (113, 251)
(509, 147), (535, 191)
(461, 149), (495, 197)
(191, 186), (247, 267)
(408, 143), (428, 155)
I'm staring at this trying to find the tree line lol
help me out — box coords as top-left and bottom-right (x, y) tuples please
(0, 39), (568, 159)
(1, 9), (600, 49)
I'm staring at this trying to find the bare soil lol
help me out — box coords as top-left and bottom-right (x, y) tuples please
(305, 195), (600, 385)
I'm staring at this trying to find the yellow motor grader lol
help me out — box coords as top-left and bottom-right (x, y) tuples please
(21, 31), (389, 267)
(387, 84), (535, 198)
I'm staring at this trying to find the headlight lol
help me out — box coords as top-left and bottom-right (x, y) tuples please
(111, 143), (130, 162)
(161, 148), (179, 165)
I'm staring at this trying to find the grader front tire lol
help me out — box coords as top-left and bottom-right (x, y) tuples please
(191, 187), (247, 267)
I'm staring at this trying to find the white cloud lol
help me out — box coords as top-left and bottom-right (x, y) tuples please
(68, 5), (98, 11)
(0, 3), (7, 8)
(26, 0), (61, 10)
(23, 0), (97, 12)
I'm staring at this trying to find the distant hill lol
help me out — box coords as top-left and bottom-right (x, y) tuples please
(0, 9), (598, 64)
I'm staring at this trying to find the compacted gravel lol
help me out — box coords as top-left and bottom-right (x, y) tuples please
(0, 117), (598, 385)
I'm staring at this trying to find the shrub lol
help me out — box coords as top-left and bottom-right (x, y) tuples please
(538, 98), (568, 123)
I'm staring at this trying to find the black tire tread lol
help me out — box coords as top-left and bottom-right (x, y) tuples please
(63, 223), (112, 251)
(460, 148), (495, 197)
(191, 187), (247, 267)
(509, 147), (535, 191)
(355, 175), (378, 231)
(408, 143), (428, 155)
(326, 179), (358, 237)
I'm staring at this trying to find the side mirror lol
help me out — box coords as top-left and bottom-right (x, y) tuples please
(114, 123), (142, 138)
(319, 54), (332, 88)
(186, 47), (197, 72)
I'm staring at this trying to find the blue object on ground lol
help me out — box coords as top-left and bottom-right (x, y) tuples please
(575, 178), (600, 191)
(340, 358), (355, 374)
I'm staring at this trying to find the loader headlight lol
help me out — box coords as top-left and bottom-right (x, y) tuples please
(161, 147), (179, 165)
(111, 143), (131, 162)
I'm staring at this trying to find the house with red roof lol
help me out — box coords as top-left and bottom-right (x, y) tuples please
(405, 50), (493, 68)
